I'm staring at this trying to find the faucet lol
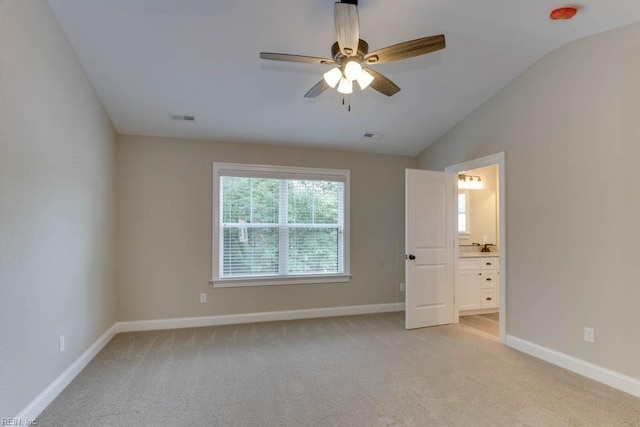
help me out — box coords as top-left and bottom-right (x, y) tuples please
(481, 243), (494, 253)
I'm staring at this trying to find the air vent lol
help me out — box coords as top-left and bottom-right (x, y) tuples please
(168, 113), (196, 122)
(362, 131), (383, 139)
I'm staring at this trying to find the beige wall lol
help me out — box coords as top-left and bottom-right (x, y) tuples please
(116, 135), (416, 321)
(418, 23), (640, 380)
(463, 164), (498, 191)
(0, 1), (117, 416)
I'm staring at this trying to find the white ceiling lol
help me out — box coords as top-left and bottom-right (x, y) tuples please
(48, 0), (640, 156)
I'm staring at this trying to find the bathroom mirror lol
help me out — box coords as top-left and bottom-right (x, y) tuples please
(458, 189), (497, 246)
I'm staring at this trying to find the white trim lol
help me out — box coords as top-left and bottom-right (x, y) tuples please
(15, 325), (117, 421)
(211, 273), (351, 288)
(446, 152), (507, 343)
(115, 303), (405, 333)
(506, 335), (640, 398)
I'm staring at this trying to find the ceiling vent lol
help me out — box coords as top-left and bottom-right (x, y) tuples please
(362, 131), (383, 139)
(168, 113), (196, 122)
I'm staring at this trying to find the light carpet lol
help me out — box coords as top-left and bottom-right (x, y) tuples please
(37, 312), (640, 426)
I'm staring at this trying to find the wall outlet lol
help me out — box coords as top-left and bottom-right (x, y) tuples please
(59, 335), (65, 353)
(400, 283), (405, 292)
(584, 327), (595, 343)
(200, 293), (207, 304)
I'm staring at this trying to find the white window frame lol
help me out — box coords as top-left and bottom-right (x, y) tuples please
(211, 162), (351, 288)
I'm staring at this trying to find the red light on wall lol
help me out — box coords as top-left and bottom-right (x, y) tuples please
(550, 7), (578, 20)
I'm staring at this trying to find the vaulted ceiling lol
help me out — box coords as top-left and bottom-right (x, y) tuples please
(48, 0), (640, 155)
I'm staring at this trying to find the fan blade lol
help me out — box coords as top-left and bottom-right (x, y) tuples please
(364, 68), (400, 96)
(364, 35), (445, 64)
(260, 53), (335, 65)
(334, 2), (359, 57)
(304, 80), (330, 98)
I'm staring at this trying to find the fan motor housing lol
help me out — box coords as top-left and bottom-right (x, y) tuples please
(331, 39), (369, 64)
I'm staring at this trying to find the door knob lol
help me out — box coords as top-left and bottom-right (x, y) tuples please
(408, 254), (416, 260)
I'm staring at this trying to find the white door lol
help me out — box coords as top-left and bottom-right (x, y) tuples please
(405, 169), (456, 329)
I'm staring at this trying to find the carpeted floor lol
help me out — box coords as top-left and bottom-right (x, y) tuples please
(37, 312), (640, 426)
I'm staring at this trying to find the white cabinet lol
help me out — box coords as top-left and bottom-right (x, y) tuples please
(456, 256), (499, 313)
(457, 270), (482, 311)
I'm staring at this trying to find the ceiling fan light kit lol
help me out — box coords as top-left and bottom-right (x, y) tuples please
(324, 61), (373, 90)
(324, 67), (343, 88)
(337, 77), (353, 94)
(356, 69), (374, 90)
(344, 60), (362, 80)
(260, 1), (446, 100)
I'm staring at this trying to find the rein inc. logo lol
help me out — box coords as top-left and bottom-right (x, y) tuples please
(1, 418), (38, 425)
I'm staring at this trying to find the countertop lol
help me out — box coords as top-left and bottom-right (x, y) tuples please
(459, 252), (499, 258)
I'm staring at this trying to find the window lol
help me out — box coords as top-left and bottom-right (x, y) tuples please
(458, 191), (470, 235)
(212, 163), (350, 287)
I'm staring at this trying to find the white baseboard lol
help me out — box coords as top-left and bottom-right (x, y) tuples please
(506, 335), (640, 399)
(116, 302), (405, 333)
(16, 324), (117, 421)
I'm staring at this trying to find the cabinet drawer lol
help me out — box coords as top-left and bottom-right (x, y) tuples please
(480, 273), (498, 289)
(481, 289), (498, 308)
(479, 258), (498, 270)
(458, 258), (481, 270)
(458, 257), (499, 271)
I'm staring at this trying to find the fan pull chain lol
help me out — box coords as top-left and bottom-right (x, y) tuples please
(340, 95), (352, 112)
(340, 96), (352, 111)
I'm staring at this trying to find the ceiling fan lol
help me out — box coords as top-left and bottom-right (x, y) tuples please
(259, 0), (445, 98)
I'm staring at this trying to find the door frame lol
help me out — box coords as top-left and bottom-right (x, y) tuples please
(445, 152), (506, 343)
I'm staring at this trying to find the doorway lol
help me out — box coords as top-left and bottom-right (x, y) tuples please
(445, 153), (506, 343)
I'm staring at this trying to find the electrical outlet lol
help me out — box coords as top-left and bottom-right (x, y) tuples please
(200, 293), (207, 304)
(584, 327), (595, 343)
(59, 335), (65, 353)
(400, 283), (405, 292)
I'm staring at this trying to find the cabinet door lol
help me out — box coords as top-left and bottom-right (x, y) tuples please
(457, 270), (481, 311)
(459, 258), (481, 270)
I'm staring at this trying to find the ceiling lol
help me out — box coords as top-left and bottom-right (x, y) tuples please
(48, 1), (640, 156)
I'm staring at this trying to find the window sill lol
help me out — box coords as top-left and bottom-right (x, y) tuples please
(210, 274), (352, 288)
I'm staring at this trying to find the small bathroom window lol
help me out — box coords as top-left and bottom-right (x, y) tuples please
(458, 191), (470, 236)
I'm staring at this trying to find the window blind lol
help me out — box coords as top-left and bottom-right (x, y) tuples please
(219, 175), (345, 279)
